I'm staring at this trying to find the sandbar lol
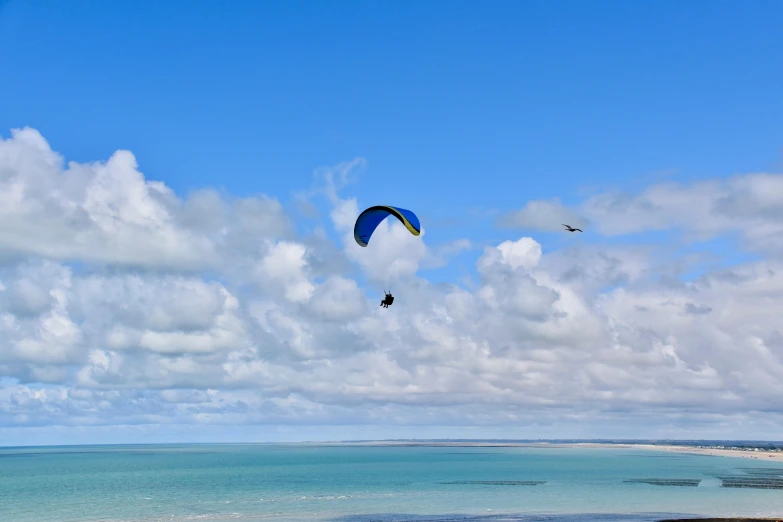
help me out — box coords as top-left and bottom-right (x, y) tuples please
(313, 440), (783, 462)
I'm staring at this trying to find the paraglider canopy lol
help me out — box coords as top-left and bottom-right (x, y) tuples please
(354, 205), (420, 309)
(353, 205), (421, 247)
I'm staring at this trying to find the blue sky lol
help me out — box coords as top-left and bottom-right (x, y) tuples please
(1, 1), (783, 444)
(3, 1), (782, 216)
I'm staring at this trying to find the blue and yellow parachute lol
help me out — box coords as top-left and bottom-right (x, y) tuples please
(353, 205), (421, 247)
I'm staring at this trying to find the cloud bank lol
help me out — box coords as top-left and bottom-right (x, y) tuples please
(2, 127), (783, 443)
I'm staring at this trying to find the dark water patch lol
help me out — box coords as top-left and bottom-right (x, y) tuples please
(329, 513), (686, 522)
(624, 478), (701, 487)
(713, 468), (783, 489)
(718, 477), (783, 489)
(438, 480), (546, 486)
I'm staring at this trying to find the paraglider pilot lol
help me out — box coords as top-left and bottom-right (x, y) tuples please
(380, 292), (394, 308)
(353, 205), (420, 311)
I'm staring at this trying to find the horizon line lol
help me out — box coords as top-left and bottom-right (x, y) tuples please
(3, 437), (783, 449)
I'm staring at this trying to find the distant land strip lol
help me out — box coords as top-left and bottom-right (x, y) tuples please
(309, 439), (783, 462)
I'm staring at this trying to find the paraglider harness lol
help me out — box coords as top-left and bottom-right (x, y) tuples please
(380, 290), (394, 308)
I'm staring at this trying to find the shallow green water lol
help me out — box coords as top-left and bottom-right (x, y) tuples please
(1, 444), (781, 521)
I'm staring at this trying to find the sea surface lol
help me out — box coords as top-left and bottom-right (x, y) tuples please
(1, 443), (782, 522)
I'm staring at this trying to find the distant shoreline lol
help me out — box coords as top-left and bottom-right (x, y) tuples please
(659, 519), (783, 522)
(311, 440), (783, 462)
(4, 440), (783, 463)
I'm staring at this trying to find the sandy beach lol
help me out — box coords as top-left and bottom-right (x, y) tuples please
(659, 519), (783, 522)
(557, 442), (783, 462)
(316, 440), (783, 462)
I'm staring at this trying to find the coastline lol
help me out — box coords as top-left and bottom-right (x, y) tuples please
(314, 440), (783, 462)
(553, 442), (783, 462)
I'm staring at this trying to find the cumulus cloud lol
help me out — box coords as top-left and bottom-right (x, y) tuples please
(580, 172), (783, 254)
(2, 126), (783, 441)
(257, 240), (315, 303)
(308, 276), (365, 321)
(0, 128), (292, 270)
(496, 198), (589, 232)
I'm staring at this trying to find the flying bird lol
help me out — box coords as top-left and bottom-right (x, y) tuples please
(562, 224), (582, 232)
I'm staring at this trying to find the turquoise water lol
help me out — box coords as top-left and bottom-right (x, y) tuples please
(1, 444), (782, 521)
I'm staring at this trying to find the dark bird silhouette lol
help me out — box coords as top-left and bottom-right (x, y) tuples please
(562, 224), (583, 232)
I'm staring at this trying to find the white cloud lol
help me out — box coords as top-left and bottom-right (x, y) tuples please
(0, 261), (81, 366)
(2, 127), (783, 441)
(478, 236), (542, 271)
(0, 128), (292, 271)
(257, 240), (315, 303)
(580, 172), (783, 254)
(308, 276), (366, 321)
(496, 198), (589, 232)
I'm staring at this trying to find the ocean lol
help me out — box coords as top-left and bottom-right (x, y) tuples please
(1, 443), (782, 522)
